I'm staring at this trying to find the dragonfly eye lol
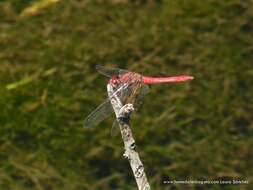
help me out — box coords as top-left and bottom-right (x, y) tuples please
(110, 76), (120, 87)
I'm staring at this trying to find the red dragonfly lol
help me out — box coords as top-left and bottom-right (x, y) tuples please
(84, 65), (193, 135)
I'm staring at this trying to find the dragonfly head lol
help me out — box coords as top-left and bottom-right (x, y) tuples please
(109, 75), (120, 88)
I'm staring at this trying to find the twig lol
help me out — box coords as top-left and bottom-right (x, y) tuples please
(20, 0), (60, 18)
(107, 84), (151, 190)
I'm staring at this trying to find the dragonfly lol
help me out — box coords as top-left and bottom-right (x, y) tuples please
(83, 65), (194, 135)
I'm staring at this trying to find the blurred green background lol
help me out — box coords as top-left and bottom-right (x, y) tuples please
(0, 0), (253, 189)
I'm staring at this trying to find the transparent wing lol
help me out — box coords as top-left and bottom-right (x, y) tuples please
(96, 65), (128, 77)
(84, 82), (130, 128)
(133, 84), (150, 111)
(110, 84), (150, 137)
(83, 100), (113, 128)
(110, 119), (120, 137)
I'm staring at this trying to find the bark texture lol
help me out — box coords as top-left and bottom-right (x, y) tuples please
(107, 84), (151, 190)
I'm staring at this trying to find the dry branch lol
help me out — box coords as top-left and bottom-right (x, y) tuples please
(107, 84), (151, 190)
